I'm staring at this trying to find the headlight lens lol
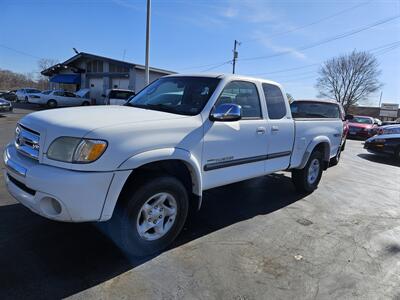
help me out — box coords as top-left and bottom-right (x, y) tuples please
(47, 137), (107, 163)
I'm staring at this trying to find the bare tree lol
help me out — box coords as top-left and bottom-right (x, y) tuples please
(316, 50), (381, 112)
(37, 58), (59, 90)
(38, 58), (59, 72)
(286, 93), (295, 103)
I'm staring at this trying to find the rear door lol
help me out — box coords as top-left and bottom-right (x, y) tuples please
(262, 83), (294, 173)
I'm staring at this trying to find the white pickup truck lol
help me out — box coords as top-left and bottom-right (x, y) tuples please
(3, 74), (343, 256)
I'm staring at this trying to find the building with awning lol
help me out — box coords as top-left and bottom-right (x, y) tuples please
(41, 52), (175, 104)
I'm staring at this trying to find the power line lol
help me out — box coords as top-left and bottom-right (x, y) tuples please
(247, 40), (400, 80)
(0, 44), (42, 60)
(243, 0), (372, 44)
(181, 14), (399, 72)
(200, 61), (232, 72)
(239, 14), (400, 62)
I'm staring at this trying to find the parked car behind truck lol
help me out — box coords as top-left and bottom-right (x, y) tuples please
(28, 90), (91, 108)
(3, 74), (343, 257)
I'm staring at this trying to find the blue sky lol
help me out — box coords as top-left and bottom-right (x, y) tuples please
(1, 0), (399, 104)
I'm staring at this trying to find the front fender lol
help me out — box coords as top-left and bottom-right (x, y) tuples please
(99, 148), (203, 221)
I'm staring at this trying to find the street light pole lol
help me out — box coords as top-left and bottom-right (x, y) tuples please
(145, 0), (151, 86)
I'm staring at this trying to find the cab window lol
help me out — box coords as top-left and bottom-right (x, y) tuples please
(262, 83), (287, 119)
(216, 81), (262, 119)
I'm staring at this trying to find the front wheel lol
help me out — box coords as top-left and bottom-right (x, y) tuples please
(292, 151), (323, 193)
(111, 176), (189, 257)
(82, 101), (90, 106)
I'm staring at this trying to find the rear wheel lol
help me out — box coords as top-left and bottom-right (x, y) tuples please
(82, 101), (90, 106)
(47, 99), (57, 108)
(330, 147), (342, 166)
(111, 175), (189, 257)
(292, 150), (323, 193)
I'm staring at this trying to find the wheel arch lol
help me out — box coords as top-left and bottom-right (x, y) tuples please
(100, 148), (203, 221)
(298, 137), (331, 170)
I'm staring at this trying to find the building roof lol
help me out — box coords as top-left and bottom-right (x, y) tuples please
(41, 52), (175, 76)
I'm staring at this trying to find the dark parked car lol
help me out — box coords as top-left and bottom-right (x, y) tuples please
(0, 98), (13, 113)
(0, 91), (17, 102)
(376, 124), (400, 135)
(364, 134), (400, 161)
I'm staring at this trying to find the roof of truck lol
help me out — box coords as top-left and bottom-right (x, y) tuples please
(164, 73), (281, 86)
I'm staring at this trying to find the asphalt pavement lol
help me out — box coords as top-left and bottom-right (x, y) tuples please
(0, 105), (399, 299)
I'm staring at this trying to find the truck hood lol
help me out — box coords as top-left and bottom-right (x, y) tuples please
(19, 106), (188, 148)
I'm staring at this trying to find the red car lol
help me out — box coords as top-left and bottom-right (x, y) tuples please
(347, 115), (378, 139)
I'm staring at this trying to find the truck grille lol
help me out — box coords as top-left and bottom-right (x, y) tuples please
(15, 124), (40, 160)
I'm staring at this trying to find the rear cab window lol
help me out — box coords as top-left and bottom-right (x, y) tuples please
(262, 83), (287, 119)
(290, 101), (340, 119)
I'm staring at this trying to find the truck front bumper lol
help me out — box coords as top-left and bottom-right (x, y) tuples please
(3, 144), (115, 222)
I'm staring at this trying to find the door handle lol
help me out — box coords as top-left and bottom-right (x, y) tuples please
(333, 133), (341, 137)
(256, 127), (266, 134)
(271, 125), (279, 132)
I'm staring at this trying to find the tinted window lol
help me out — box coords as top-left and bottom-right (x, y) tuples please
(64, 92), (76, 97)
(54, 91), (64, 96)
(109, 90), (135, 100)
(216, 81), (261, 119)
(290, 102), (340, 119)
(349, 116), (373, 124)
(128, 77), (220, 116)
(262, 83), (286, 119)
(26, 89), (41, 94)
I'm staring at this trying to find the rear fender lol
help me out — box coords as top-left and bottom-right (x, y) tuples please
(298, 137), (331, 169)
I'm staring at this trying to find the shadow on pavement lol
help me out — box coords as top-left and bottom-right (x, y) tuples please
(0, 173), (304, 299)
(357, 153), (400, 167)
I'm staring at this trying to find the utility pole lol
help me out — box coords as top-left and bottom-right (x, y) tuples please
(145, 0), (151, 86)
(378, 91), (383, 107)
(232, 40), (240, 74)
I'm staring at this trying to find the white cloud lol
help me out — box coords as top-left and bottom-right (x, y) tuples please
(221, 6), (239, 18)
(252, 31), (307, 60)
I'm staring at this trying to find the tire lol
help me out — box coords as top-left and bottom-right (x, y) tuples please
(82, 101), (90, 106)
(47, 99), (57, 108)
(25, 96), (29, 103)
(111, 176), (189, 257)
(292, 151), (323, 193)
(330, 147), (342, 167)
(341, 139), (346, 151)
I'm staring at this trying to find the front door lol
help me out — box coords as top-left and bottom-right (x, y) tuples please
(202, 80), (268, 190)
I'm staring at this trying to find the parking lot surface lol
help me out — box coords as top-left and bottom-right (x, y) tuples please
(1, 106), (400, 299)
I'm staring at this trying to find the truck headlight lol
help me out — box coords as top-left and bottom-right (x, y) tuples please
(47, 137), (107, 163)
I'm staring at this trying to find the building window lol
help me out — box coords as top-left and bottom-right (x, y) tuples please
(109, 63), (129, 73)
(87, 60), (103, 73)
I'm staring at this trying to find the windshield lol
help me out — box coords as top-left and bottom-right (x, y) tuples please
(41, 90), (52, 95)
(350, 116), (373, 124)
(127, 76), (220, 115)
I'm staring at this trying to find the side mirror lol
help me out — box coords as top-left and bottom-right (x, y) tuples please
(344, 114), (353, 121)
(210, 103), (242, 122)
(101, 94), (106, 98)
